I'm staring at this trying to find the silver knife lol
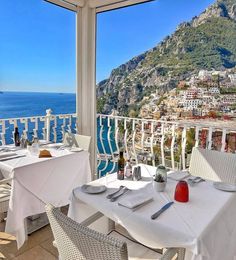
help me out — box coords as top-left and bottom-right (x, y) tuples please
(0, 155), (26, 162)
(151, 201), (174, 220)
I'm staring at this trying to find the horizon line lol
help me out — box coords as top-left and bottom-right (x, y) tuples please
(0, 90), (76, 94)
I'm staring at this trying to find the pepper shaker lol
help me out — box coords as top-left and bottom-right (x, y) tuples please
(133, 166), (142, 181)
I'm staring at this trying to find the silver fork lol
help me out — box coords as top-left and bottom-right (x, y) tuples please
(106, 185), (125, 199)
(57, 145), (69, 150)
(188, 177), (205, 186)
(110, 188), (130, 202)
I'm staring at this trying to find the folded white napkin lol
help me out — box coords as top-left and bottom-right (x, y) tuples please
(118, 193), (153, 210)
(0, 152), (17, 159)
(167, 170), (190, 181)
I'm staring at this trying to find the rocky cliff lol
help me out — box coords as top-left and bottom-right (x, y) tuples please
(97, 0), (236, 116)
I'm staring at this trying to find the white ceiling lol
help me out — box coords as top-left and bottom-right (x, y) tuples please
(45, 0), (153, 12)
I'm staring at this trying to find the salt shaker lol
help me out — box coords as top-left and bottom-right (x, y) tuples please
(133, 166), (142, 181)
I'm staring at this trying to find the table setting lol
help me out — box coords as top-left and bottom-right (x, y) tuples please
(68, 164), (236, 260)
(0, 140), (86, 175)
(0, 140), (91, 249)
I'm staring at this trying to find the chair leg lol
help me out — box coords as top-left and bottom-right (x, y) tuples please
(108, 219), (115, 231)
(0, 212), (5, 222)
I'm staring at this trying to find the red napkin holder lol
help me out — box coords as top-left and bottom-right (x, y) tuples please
(174, 180), (189, 203)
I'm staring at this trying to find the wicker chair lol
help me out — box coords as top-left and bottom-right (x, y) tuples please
(46, 204), (185, 260)
(0, 177), (11, 222)
(63, 132), (91, 152)
(189, 147), (236, 184)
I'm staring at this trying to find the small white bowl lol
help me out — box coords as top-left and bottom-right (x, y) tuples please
(153, 181), (166, 192)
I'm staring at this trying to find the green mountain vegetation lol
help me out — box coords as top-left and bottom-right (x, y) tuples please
(97, 0), (236, 116)
(144, 17), (236, 74)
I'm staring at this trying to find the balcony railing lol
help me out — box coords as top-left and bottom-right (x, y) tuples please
(1, 110), (236, 177)
(0, 109), (77, 145)
(96, 114), (236, 176)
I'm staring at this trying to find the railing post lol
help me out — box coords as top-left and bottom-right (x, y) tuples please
(0, 120), (6, 146)
(160, 123), (165, 166)
(195, 126), (200, 147)
(221, 129), (227, 152)
(181, 126), (187, 170)
(141, 121), (145, 153)
(46, 109), (52, 142)
(170, 124), (176, 170)
(207, 127), (213, 150)
(150, 122), (155, 166)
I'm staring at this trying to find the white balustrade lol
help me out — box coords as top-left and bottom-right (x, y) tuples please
(96, 114), (236, 176)
(0, 110), (77, 145)
(181, 126), (187, 170)
(132, 120), (137, 163)
(0, 111), (236, 176)
(221, 129), (227, 152)
(207, 127), (213, 150)
(160, 123), (165, 166)
(195, 126), (200, 147)
(170, 124), (176, 170)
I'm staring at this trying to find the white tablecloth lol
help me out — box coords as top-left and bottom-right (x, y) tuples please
(0, 147), (91, 248)
(68, 164), (236, 260)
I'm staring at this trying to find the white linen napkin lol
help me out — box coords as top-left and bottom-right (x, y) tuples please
(118, 193), (153, 210)
(0, 152), (17, 159)
(167, 170), (190, 181)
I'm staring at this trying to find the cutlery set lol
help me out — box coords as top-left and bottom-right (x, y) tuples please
(110, 188), (130, 202)
(105, 175), (204, 219)
(187, 176), (205, 186)
(106, 185), (125, 199)
(0, 155), (26, 161)
(106, 185), (174, 219)
(0, 148), (18, 152)
(106, 186), (130, 202)
(56, 145), (70, 150)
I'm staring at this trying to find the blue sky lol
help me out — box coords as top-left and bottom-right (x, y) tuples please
(0, 0), (215, 93)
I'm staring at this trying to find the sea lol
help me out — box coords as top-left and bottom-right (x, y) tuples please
(0, 91), (76, 119)
(0, 91), (115, 174)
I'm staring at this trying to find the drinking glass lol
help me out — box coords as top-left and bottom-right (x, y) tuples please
(174, 180), (189, 202)
(105, 171), (113, 186)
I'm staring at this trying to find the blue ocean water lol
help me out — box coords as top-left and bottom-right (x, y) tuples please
(0, 91), (76, 119)
(0, 91), (116, 174)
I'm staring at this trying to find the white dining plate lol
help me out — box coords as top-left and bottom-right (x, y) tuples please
(0, 152), (17, 159)
(213, 182), (236, 192)
(44, 143), (63, 149)
(81, 184), (107, 194)
(39, 140), (51, 145)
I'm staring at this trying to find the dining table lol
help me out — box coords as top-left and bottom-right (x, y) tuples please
(0, 143), (91, 248)
(68, 164), (236, 260)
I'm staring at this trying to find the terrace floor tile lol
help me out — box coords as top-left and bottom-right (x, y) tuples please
(12, 245), (56, 260)
(0, 222), (57, 260)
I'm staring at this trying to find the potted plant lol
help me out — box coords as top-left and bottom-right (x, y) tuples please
(153, 165), (167, 192)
